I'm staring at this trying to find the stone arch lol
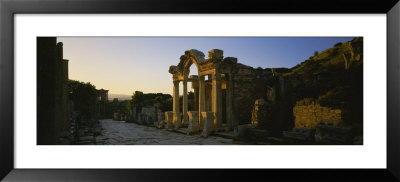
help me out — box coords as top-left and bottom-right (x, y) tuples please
(181, 49), (205, 78)
(168, 49), (230, 134)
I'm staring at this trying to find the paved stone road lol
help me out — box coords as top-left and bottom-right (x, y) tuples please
(96, 119), (236, 145)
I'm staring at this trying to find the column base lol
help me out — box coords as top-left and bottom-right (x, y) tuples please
(187, 111), (199, 134)
(164, 111), (174, 129)
(173, 112), (182, 130)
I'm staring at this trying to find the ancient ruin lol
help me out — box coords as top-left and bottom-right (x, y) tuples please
(166, 49), (281, 136)
(37, 37), (363, 145)
(95, 89), (109, 118)
(37, 38), (71, 144)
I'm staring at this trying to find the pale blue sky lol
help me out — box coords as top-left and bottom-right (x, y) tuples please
(57, 37), (354, 95)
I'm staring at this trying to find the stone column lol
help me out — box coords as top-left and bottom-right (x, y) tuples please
(226, 74), (233, 129)
(61, 59), (69, 134)
(194, 87), (199, 110)
(182, 80), (188, 125)
(212, 73), (222, 129)
(198, 76), (206, 130)
(173, 81), (180, 113)
(191, 80), (199, 111)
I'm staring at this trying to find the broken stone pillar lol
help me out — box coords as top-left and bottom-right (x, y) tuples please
(173, 112), (182, 129)
(201, 112), (214, 137)
(182, 80), (188, 125)
(165, 111), (174, 129)
(187, 111), (199, 134)
(251, 99), (268, 128)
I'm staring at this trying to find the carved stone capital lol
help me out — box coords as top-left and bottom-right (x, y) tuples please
(169, 65), (180, 74)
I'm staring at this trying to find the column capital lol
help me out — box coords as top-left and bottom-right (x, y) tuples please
(173, 80), (180, 86)
(212, 73), (221, 81)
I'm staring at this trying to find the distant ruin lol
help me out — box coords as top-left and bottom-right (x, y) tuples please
(95, 89), (109, 118)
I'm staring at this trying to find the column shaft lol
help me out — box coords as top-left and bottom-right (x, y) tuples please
(182, 80), (188, 124)
(198, 76), (206, 127)
(194, 88), (199, 110)
(212, 74), (222, 129)
(173, 81), (180, 113)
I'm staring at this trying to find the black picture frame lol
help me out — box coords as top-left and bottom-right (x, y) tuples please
(1, 0), (399, 181)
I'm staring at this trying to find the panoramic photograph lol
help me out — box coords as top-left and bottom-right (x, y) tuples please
(37, 37), (363, 145)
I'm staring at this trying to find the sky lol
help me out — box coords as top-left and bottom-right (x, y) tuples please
(57, 37), (354, 96)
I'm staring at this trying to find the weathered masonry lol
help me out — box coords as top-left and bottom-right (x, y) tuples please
(37, 38), (70, 144)
(166, 49), (275, 136)
(95, 88), (109, 118)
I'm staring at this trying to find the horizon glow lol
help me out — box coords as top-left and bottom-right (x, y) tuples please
(57, 37), (354, 96)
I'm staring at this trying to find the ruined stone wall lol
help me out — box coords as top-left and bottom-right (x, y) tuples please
(231, 64), (273, 125)
(140, 106), (156, 122)
(95, 89), (109, 119)
(37, 37), (58, 145)
(293, 98), (342, 128)
(37, 38), (70, 144)
(131, 104), (164, 125)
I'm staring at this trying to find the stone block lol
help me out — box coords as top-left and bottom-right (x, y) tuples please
(173, 112), (182, 130)
(283, 127), (316, 141)
(314, 122), (353, 144)
(234, 124), (252, 138)
(182, 114), (189, 127)
(187, 111), (199, 134)
(201, 112), (214, 137)
(208, 49), (224, 61)
(165, 111), (174, 129)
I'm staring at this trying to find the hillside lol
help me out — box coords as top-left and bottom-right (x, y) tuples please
(283, 37), (363, 124)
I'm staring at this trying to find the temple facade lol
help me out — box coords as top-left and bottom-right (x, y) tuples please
(166, 49), (276, 136)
